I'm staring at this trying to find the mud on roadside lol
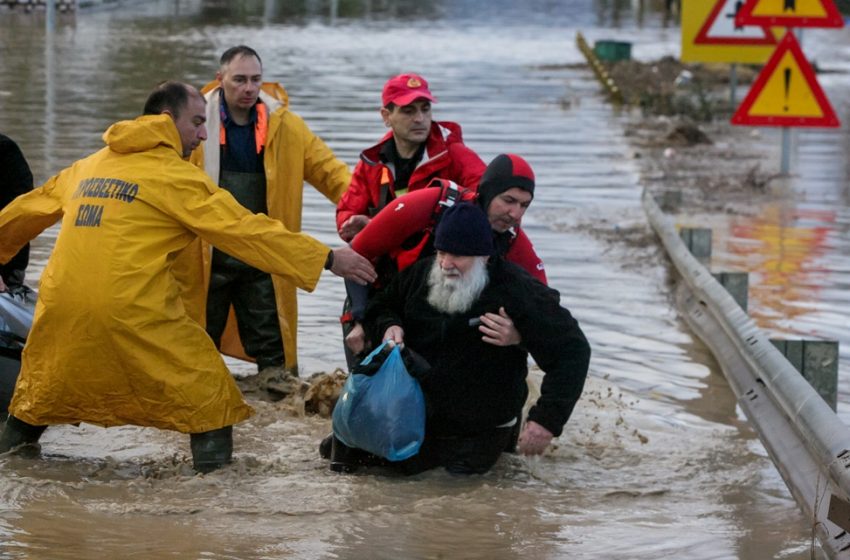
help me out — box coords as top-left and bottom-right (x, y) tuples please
(605, 56), (791, 217)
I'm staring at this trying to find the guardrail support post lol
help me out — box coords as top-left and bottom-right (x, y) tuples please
(770, 339), (839, 411)
(679, 227), (712, 260)
(711, 272), (748, 312)
(654, 191), (682, 212)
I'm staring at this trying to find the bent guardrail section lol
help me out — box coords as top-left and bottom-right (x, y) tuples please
(642, 188), (850, 558)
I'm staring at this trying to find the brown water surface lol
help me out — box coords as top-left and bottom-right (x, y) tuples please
(2, 1), (845, 558)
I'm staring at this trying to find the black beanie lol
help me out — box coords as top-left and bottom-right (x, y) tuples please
(477, 153), (535, 212)
(434, 203), (494, 256)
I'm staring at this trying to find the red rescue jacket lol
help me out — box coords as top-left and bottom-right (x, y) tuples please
(336, 121), (485, 239)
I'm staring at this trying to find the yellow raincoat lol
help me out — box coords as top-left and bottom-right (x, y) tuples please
(186, 81), (351, 372)
(0, 115), (331, 433)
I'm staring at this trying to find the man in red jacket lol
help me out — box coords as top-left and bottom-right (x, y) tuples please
(353, 154), (546, 285)
(343, 154), (546, 362)
(335, 73), (486, 242)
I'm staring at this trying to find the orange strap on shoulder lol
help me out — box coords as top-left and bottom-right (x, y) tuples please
(218, 100), (269, 154)
(254, 102), (268, 154)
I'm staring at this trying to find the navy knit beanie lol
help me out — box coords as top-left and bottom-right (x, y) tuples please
(434, 203), (494, 256)
(477, 153), (535, 212)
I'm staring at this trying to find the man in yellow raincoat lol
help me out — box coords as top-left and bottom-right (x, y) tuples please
(0, 82), (375, 473)
(187, 46), (351, 396)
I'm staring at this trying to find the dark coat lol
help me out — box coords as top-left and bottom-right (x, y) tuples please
(365, 256), (590, 438)
(0, 134), (34, 282)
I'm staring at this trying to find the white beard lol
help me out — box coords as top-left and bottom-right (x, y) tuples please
(426, 257), (489, 315)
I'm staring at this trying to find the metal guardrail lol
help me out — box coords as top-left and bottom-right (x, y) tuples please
(642, 188), (850, 558)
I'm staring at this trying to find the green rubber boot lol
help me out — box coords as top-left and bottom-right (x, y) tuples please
(190, 426), (233, 474)
(0, 416), (46, 454)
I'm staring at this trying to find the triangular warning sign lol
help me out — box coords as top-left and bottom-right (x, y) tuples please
(696, 0), (778, 45)
(736, 0), (845, 28)
(732, 31), (840, 127)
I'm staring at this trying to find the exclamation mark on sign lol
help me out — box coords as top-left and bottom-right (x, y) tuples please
(783, 67), (791, 112)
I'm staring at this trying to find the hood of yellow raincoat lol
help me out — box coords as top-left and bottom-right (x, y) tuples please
(103, 114), (183, 157)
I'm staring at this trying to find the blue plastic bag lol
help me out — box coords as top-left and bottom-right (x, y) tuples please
(332, 341), (426, 461)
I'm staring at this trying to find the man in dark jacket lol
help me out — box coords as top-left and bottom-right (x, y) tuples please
(358, 202), (591, 475)
(0, 134), (34, 292)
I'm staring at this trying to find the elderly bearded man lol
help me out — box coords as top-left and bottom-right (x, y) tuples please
(330, 202), (590, 475)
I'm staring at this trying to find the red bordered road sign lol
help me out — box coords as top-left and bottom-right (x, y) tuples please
(696, 0), (778, 45)
(736, 0), (845, 28)
(682, 0), (781, 63)
(732, 31), (840, 127)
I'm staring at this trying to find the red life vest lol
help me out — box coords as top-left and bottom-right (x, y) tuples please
(391, 178), (476, 271)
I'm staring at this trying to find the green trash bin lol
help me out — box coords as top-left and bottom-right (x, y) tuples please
(593, 40), (632, 62)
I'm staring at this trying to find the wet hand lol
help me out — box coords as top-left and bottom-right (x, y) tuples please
(0, 276), (5, 293)
(384, 325), (404, 347)
(339, 215), (371, 242)
(345, 322), (367, 355)
(518, 420), (553, 456)
(479, 307), (521, 346)
(330, 247), (377, 285)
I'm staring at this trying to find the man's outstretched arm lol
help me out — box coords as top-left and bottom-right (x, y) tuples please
(328, 247), (377, 286)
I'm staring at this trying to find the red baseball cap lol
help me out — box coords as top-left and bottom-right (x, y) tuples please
(381, 73), (437, 107)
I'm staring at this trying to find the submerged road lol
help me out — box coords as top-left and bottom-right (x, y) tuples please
(1, 1), (848, 558)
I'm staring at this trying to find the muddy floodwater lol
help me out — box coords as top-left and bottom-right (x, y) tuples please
(1, 1), (849, 558)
